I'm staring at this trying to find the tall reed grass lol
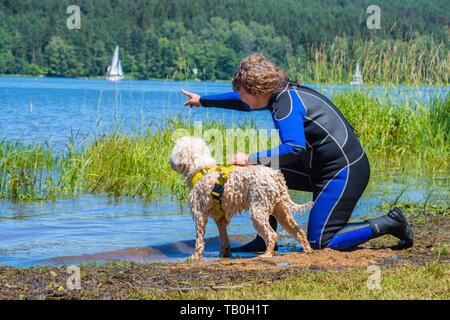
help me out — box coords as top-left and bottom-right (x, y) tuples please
(0, 93), (448, 201)
(334, 92), (449, 173)
(287, 35), (450, 84)
(0, 141), (55, 200)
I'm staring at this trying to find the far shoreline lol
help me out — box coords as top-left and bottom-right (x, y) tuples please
(0, 74), (229, 83)
(0, 74), (449, 87)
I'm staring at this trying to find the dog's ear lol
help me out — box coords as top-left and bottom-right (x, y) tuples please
(170, 139), (195, 174)
(171, 136), (216, 174)
(194, 137), (212, 157)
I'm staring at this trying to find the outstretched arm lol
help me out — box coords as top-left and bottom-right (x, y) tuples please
(181, 89), (267, 112)
(199, 91), (252, 111)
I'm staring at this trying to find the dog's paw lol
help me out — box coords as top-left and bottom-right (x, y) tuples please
(258, 252), (274, 259)
(186, 255), (202, 262)
(303, 246), (313, 254)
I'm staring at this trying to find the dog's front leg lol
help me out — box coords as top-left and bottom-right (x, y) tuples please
(215, 216), (231, 258)
(187, 210), (208, 262)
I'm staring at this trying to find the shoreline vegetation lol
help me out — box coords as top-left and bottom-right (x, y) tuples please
(0, 92), (448, 202)
(1, 74), (450, 87)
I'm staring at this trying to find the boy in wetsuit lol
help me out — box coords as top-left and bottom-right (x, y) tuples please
(181, 54), (413, 252)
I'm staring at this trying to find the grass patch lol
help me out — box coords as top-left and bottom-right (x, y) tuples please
(333, 91), (449, 172)
(377, 200), (449, 218)
(0, 141), (56, 200)
(159, 264), (449, 300)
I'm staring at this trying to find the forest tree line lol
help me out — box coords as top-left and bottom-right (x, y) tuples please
(0, 0), (448, 83)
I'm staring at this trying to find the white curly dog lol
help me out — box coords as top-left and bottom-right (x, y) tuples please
(170, 136), (313, 261)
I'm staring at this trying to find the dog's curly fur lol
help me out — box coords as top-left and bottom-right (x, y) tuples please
(170, 136), (313, 260)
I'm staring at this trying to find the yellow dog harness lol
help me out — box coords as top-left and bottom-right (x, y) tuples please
(190, 165), (236, 218)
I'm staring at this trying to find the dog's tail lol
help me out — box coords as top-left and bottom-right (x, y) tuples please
(275, 171), (314, 213)
(287, 199), (314, 213)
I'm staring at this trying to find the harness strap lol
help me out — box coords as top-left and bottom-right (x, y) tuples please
(190, 165), (236, 218)
(190, 166), (218, 189)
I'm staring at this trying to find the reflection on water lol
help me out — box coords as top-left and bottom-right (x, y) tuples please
(40, 236), (260, 266)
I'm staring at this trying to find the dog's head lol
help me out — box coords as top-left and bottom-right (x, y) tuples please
(169, 136), (216, 177)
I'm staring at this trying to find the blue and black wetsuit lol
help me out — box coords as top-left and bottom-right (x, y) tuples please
(199, 81), (413, 251)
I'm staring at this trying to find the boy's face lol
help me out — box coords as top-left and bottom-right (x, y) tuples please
(237, 88), (271, 109)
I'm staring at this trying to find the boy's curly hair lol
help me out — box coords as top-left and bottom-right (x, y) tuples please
(232, 53), (289, 95)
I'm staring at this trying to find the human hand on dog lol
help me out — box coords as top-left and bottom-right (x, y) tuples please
(230, 152), (250, 166)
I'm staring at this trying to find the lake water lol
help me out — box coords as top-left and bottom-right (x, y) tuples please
(1, 77), (448, 150)
(0, 77), (448, 267)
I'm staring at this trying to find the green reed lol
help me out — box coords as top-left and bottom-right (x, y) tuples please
(0, 141), (56, 200)
(333, 91), (449, 174)
(288, 35), (450, 85)
(57, 117), (243, 202)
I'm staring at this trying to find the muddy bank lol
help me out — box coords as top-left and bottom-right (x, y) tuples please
(0, 215), (448, 299)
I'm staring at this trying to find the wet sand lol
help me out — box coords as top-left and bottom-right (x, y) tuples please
(0, 215), (448, 299)
(39, 236), (255, 265)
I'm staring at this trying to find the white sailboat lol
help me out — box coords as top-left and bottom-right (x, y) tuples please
(106, 45), (124, 81)
(350, 61), (363, 85)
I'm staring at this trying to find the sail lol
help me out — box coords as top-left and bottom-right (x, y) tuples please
(350, 61), (363, 85)
(106, 45), (124, 81)
(118, 61), (123, 76)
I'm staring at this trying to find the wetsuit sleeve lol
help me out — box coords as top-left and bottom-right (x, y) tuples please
(248, 90), (307, 167)
(199, 91), (252, 111)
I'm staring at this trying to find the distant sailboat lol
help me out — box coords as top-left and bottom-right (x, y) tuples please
(106, 46), (124, 81)
(350, 61), (363, 85)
